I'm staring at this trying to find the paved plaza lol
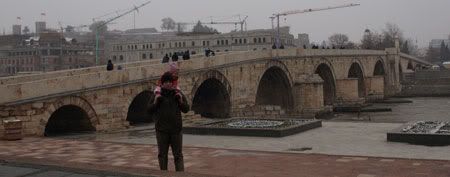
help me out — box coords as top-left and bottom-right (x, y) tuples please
(1, 97), (450, 176)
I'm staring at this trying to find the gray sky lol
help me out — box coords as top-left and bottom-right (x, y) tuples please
(1, 0), (449, 47)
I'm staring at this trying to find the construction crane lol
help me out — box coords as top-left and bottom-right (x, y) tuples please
(94, 0), (152, 65)
(177, 15), (248, 32)
(271, 3), (360, 49)
(207, 15), (248, 32)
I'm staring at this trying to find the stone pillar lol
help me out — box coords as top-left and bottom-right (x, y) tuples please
(365, 76), (385, 102)
(385, 49), (402, 96)
(292, 74), (327, 118)
(335, 78), (364, 106)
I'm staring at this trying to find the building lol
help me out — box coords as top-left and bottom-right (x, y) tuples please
(35, 21), (46, 35)
(296, 33), (310, 49)
(106, 27), (295, 64)
(0, 31), (94, 77)
(12, 25), (21, 35)
(429, 39), (450, 49)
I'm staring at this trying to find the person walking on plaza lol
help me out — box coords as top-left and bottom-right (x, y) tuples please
(147, 72), (189, 171)
(106, 60), (114, 71)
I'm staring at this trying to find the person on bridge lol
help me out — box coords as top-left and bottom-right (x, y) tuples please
(148, 72), (189, 172)
(106, 60), (114, 71)
(172, 52), (179, 62)
(162, 54), (170, 63)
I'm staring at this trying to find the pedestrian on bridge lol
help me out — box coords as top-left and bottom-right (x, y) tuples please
(162, 54), (170, 63)
(148, 72), (189, 172)
(106, 60), (114, 71)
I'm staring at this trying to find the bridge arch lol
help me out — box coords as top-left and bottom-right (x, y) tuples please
(373, 59), (386, 76)
(42, 96), (97, 136)
(407, 61), (414, 70)
(348, 62), (366, 98)
(315, 62), (336, 106)
(191, 70), (232, 118)
(126, 83), (155, 125)
(256, 60), (294, 110)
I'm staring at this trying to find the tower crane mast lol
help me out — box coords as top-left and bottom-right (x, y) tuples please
(94, 0), (152, 65)
(271, 3), (360, 49)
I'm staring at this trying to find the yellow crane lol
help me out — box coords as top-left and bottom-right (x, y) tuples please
(271, 3), (360, 49)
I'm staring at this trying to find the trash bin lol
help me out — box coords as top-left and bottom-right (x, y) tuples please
(3, 119), (23, 140)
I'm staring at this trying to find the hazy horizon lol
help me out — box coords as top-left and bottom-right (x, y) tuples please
(1, 0), (449, 48)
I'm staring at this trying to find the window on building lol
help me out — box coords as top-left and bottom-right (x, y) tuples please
(235, 39), (238, 44)
(142, 44), (145, 49)
(226, 40), (229, 45)
(142, 53), (147, 59)
(113, 56), (117, 61)
(239, 39), (242, 44)
(217, 40), (220, 45)
(207, 41), (210, 46)
(162, 43), (165, 48)
(192, 41), (195, 46)
(135, 45), (138, 49)
(221, 40), (224, 45)
(149, 53), (153, 59)
(120, 55), (124, 61)
(258, 38), (262, 43)
(263, 38), (266, 43)
(254, 38), (257, 43)
(183, 42), (186, 47)
(174, 42), (177, 48)
(150, 44), (153, 49)
(244, 39), (247, 44)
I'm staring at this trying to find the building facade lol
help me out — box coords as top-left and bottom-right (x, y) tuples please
(429, 39), (450, 49)
(12, 25), (22, 35)
(35, 21), (46, 35)
(0, 31), (94, 77)
(106, 27), (296, 64)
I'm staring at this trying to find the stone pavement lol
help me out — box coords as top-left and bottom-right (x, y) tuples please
(0, 161), (148, 177)
(1, 137), (450, 177)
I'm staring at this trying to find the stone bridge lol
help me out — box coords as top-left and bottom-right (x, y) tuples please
(0, 47), (430, 137)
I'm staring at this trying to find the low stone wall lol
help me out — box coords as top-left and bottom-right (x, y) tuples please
(232, 105), (286, 118)
(400, 70), (450, 97)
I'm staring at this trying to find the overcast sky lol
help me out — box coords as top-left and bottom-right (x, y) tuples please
(1, 0), (449, 47)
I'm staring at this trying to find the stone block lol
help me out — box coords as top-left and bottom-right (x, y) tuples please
(18, 104), (32, 111)
(16, 116), (31, 122)
(11, 110), (27, 116)
(0, 111), (9, 117)
(26, 110), (36, 116)
(31, 102), (44, 109)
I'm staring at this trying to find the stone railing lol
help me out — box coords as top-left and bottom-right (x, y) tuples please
(0, 48), (429, 105)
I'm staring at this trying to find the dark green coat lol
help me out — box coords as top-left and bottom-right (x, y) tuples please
(148, 89), (189, 133)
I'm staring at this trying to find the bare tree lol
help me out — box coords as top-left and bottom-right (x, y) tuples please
(328, 33), (349, 48)
(65, 25), (75, 33)
(192, 21), (218, 34)
(382, 23), (404, 48)
(161, 17), (176, 31)
(176, 23), (186, 33)
(361, 29), (383, 50)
